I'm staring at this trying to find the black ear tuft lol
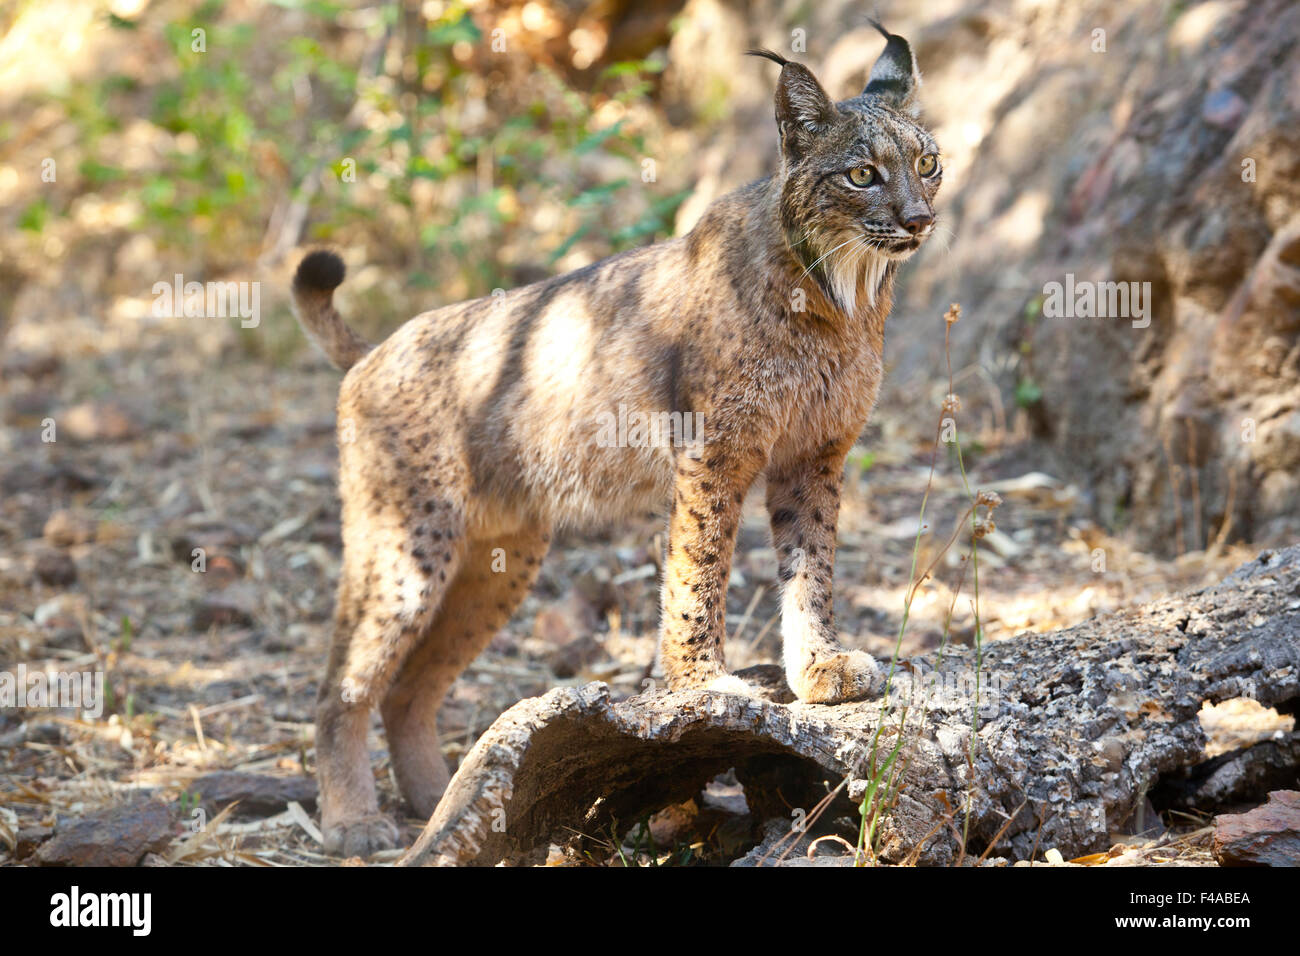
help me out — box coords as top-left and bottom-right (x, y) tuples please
(294, 250), (346, 292)
(746, 48), (791, 67)
(751, 48), (837, 160)
(862, 20), (921, 116)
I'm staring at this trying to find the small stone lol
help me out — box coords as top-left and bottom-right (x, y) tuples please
(1, 351), (61, 380)
(1201, 88), (1246, 129)
(532, 607), (576, 647)
(3, 388), (58, 423)
(0, 463), (98, 497)
(43, 510), (96, 548)
(189, 771), (318, 817)
(573, 567), (618, 616)
(1213, 790), (1300, 866)
(702, 775), (750, 816)
(57, 401), (139, 443)
(548, 633), (605, 678)
(191, 582), (259, 629)
(14, 826), (53, 859)
(648, 799), (699, 845)
(171, 522), (254, 582)
(35, 800), (175, 867)
(33, 548), (77, 587)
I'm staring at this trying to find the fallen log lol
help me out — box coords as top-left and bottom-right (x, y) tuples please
(399, 546), (1300, 866)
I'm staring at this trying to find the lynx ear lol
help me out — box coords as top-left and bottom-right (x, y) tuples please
(862, 21), (921, 117)
(749, 49), (836, 159)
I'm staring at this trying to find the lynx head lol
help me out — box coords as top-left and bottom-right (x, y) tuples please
(751, 23), (941, 314)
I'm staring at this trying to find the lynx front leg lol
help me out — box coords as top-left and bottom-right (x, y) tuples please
(659, 446), (764, 695)
(768, 440), (883, 703)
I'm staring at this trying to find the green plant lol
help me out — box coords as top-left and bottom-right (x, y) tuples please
(850, 303), (1001, 866)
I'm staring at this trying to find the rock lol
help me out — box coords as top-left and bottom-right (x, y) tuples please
(191, 582), (259, 629)
(173, 524), (246, 586)
(14, 826), (52, 860)
(0, 463), (98, 498)
(1201, 87), (1246, 129)
(189, 771), (318, 817)
(1213, 790), (1300, 866)
(34, 800), (175, 867)
(532, 606), (577, 647)
(572, 567), (618, 617)
(547, 633), (606, 678)
(702, 775), (750, 816)
(1, 351), (60, 380)
(533, 589), (605, 652)
(33, 548), (77, 587)
(3, 388), (58, 424)
(647, 799), (699, 845)
(57, 401), (140, 443)
(42, 510), (96, 548)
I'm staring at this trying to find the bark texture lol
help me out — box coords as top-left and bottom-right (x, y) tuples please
(400, 546), (1300, 867)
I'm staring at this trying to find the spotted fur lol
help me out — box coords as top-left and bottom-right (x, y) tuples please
(292, 24), (941, 856)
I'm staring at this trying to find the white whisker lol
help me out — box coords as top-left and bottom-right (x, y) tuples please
(798, 234), (864, 285)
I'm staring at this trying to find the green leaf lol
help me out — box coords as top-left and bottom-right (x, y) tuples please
(18, 198), (49, 232)
(575, 120), (625, 155)
(79, 160), (124, 185)
(1014, 378), (1043, 407)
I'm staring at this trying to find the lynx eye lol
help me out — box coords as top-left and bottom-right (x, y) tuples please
(917, 154), (939, 177)
(846, 167), (875, 188)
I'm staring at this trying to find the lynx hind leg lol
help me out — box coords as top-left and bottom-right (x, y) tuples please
(381, 527), (551, 819)
(316, 491), (467, 857)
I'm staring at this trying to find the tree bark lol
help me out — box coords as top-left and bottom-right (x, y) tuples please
(399, 546), (1300, 866)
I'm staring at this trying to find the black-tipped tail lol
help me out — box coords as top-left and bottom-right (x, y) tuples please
(290, 249), (370, 371)
(294, 249), (346, 293)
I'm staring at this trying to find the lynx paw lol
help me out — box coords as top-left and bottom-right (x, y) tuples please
(793, 650), (883, 704)
(703, 674), (754, 697)
(323, 814), (399, 858)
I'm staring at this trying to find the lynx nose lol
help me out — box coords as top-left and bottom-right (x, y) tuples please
(901, 210), (934, 235)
